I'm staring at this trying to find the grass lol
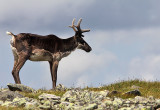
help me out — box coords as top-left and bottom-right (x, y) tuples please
(85, 79), (160, 98)
(0, 106), (23, 110)
(19, 89), (66, 99)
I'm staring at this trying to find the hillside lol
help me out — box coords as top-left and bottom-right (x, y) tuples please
(0, 79), (160, 109)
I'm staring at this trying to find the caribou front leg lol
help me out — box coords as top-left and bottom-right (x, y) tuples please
(12, 55), (27, 84)
(49, 60), (59, 89)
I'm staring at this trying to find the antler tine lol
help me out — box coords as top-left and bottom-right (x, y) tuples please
(81, 29), (90, 32)
(77, 18), (82, 29)
(69, 18), (77, 32)
(76, 18), (90, 33)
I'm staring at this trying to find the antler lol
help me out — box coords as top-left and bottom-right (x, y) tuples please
(76, 18), (90, 33)
(69, 18), (90, 33)
(69, 18), (77, 32)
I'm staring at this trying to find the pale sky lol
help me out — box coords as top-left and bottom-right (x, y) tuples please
(1, 0), (160, 89)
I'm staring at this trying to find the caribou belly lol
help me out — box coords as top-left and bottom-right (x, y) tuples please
(29, 49), (52, 61)
(11, 46), (73, 62)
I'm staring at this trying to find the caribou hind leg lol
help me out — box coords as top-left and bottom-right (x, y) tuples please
(49, 61), (53, 88)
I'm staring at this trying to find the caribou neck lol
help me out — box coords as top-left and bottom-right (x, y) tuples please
(61, 36), (78, 52)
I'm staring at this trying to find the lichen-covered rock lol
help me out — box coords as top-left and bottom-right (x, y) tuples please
(131, 85), (141, 89)
(38, 100), (51, 109)
(12, 97), (26, 106)
(0, 100), (3, 105)
(0, 88), (9, 92)
(123, 90), (141, 96)
(103, 98), (113, 106)
(119, 107), (134, 110)
(38, 104), (51, 109)
(38, 93), (61, 109)
(56, 84), (68, 91)
(113, 98), (123, 108)
(25, 101), (39, 110)
(61, 89), (109, 109)
(0, 91), (24, 101)
(134, 96), (145, 102)
(1, 101), (13, 107)
(156, 99), (160, 105)
(39, 93), (61, 101)
(109, 90), (121, 96)
(1, 97), (39, 108)
(84, 103), (98, 110)
(7, 83), (35, 93)
(98, 90), (109, 97)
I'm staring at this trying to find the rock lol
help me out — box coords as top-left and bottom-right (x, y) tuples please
(38, 104), (51, 109)
(56, 84), (68, 91)
(134, 96), (145, 102)
(12, 97), (26, 106)
(38, 93), (61, 109)
(1, 101), (13, 107)
(98, 90), (110, 97)
(38, 93), (60, 101)
(0, 100), (3, 105)
(25, 103), (35, 110)
(156, 99), (160, 105)
(0, 91), (24, 101)
(61, 90), (72, 102)
(1, 97), (39, 108)
(119, 107), (134, 110)
(131, 85), (141, 89)
(25, 101), (39, 110)
(61, 101), (70, 106)
(7, 83), (35, 93)
(113, 98), (123, 107)
(123, 90), (141, 96)
(109, 90), (121, 96)
(66, 103), (75, 109)
(84, 103), (98, 110)
(103, 99), (113, 106)
(0, 88), (9, 92)
(61, 89), (111, 109)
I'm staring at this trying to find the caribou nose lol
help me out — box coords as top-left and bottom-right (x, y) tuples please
(89, 47), (92, 51)
(87, 47), (92, 52)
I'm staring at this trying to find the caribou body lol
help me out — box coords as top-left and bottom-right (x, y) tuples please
(7, 18), (92, 89)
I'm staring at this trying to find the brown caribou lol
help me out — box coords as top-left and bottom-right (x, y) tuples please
(7, 18), (92, 89)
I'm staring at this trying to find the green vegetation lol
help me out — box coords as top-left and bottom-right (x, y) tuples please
(19, 89), (66, 99)
(85, 79), (160, 98)
(0, 106), (23, 110)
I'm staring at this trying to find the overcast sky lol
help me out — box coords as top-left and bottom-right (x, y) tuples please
(1, 0), (160, 89)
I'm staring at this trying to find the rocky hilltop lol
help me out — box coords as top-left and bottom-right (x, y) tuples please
(0, 83), (160, 110)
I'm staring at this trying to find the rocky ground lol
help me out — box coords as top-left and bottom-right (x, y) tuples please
(0, 83), (160, 110)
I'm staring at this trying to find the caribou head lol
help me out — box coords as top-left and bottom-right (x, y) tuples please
(69, 18), (92, 52)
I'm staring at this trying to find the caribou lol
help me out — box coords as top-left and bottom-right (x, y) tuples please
(7, 18), (92, 89)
